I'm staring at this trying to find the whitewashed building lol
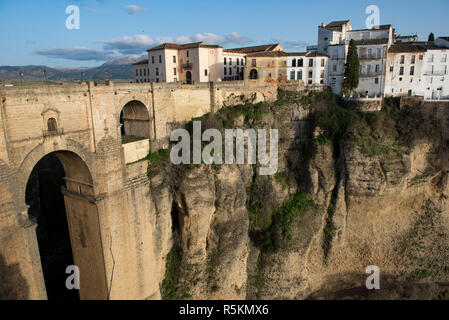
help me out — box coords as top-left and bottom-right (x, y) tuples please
(384, 43), (449, 100)
(134, 42), (284, 84)
(422, 46), (449, 100)
(317, 20), (394, 97)
(384, 44), (427, 97)
(133, 59), (150, 83)
(146, 42), (223, 84)
(286, 52), (328, 86)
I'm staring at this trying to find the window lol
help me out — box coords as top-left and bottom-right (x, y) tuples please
(292, 59), (297, 67)
(229, 58), (232, 65)
(156, 78), (159, 83)
(321, 59), (325, 67)
(399, 66), (404, 76)
(390, 66), (394, 72)
(375, 78), (379, 84)
(159, 55), (162, 63)
(241, 59), (244, 65)
(419, 55), (424, 60)
(144, 69), (146, 76)
(400, 55), (405, 64)
(298, 59), (303, 67)
(308, 79), (313, 85)
(205, 69), (208, 76)
(229, 67), (232, 75)
(152, 56), (155, 64)
(47, 118), (57, 132)
(187, 50), (189, 58)
(156, 68), (159, 76)
(308, 71), (313, 78)
(224, 57), (227, 65)
(297, 70), (303, 80)
(333, 64), (337, 72)
(411, 55), (416, 64)
(290, 70), (295, 80)
(367, 65), (371, 75)
(309, 59), (313, 67)
(174, 68), (177, 76)
(224, 68), (227, 75)
(135, 69), (138, 76)
(410, 66), (415, 76)
(251, 59), (256, 67)
(139, 69), (142, 77)
(377, 48), (381, 58)
(237, 59), (240, 65)
(368, 49), (372, 58)
(320, 70), (324, 78)
(375, 64), (380, 74)
(173, 56), (176, 63)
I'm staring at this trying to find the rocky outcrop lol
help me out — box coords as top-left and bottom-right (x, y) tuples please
(151, 93), (449, 300)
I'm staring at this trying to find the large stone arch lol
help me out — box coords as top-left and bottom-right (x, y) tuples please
(15, 139), (96, 212)
(13, 141), (108, 300)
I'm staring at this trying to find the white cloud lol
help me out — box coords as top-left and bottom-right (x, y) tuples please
(97, 32), (251, 54)
(124, 5), (146, 15)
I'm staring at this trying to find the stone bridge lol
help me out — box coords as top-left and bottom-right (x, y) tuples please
(0, 81), (277, 300)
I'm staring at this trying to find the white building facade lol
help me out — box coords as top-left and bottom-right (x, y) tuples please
(317, 21), (394, 97)
(286, 52), (328, 86)
(422, 47), (449, 99)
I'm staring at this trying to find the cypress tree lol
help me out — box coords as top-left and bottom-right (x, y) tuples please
(428, 33), (435, 42)
(343, 39), (360, 95)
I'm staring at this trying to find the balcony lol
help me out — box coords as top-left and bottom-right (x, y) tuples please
(182, 62), (193, 69)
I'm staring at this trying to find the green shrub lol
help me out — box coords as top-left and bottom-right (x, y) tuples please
(161, 249), (191, 300)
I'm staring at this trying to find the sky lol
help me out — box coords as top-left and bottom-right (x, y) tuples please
(0, 0), (448, 68)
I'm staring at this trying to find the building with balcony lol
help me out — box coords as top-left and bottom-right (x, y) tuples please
(316, 20), (394, 96)
(384, 44), (427, 97)
(384, 43), (449, 100)
(146, 42), (223, 84)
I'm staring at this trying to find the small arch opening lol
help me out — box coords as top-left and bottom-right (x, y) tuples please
(119, 100), (151, 144)
(249, 69), (258, 80)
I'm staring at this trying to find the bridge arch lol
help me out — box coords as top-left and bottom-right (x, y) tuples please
(17, 144), (108, 300)
(119, 100), (151, 140)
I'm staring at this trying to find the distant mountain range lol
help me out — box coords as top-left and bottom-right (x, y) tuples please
(0, 56), (146, 82)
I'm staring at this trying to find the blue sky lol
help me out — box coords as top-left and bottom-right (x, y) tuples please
(0, 0), (448, 67)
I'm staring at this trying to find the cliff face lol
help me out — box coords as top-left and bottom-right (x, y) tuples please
(149, 92), (449, 300)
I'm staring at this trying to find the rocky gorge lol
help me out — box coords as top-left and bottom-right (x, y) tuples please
(145, 90), (449, 300)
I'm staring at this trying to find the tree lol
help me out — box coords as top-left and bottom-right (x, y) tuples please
(428, 33), (435, 42)
(343, 39), (360, 96)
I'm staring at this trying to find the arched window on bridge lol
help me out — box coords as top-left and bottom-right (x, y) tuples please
(249, 69), (258, 80)
(47, 118), (58, 132)
(119, 100), (151, 144)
